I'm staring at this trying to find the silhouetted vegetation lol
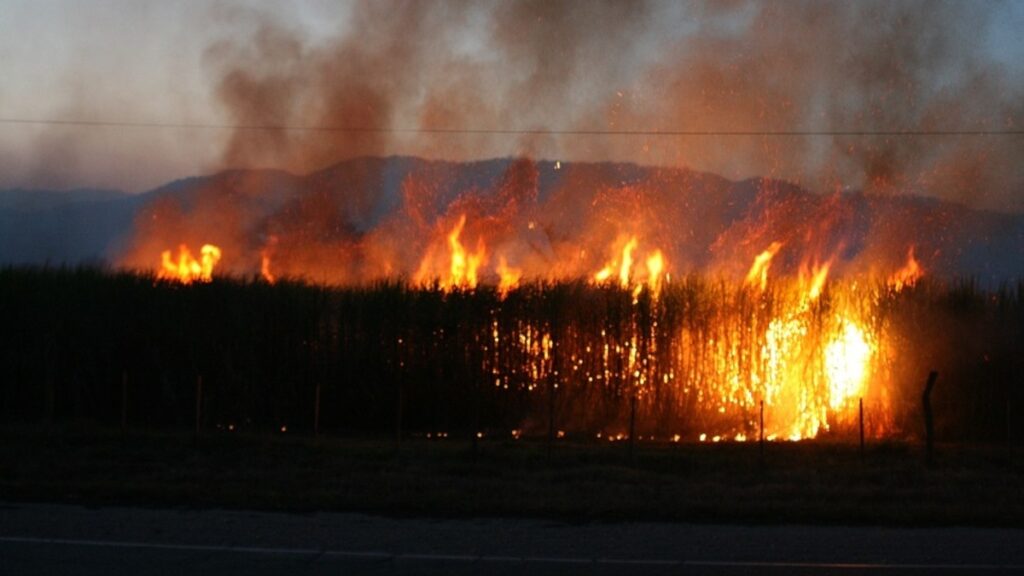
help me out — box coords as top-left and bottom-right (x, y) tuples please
(1, 267), (1021, 443)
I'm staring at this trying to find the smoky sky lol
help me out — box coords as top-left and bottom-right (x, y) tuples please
(2, 0), (1023, 210)
(203, 0), (1024, 209)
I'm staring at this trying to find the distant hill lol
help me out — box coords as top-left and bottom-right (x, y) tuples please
(3, 157), (1022, 284)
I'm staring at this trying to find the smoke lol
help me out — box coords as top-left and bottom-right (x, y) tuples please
(201, 0), (1022, 206)
(118, 0), (1024, 284)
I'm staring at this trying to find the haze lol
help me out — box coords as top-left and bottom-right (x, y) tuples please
(2, 0), (1023, 211)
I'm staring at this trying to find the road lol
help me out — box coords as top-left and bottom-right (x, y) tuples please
(2, 503), (1023, 575)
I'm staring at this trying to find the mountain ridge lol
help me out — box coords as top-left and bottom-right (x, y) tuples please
(3, 157), (1022, 284)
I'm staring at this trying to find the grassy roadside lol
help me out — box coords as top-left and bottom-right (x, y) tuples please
(1, 425), (1021, 526)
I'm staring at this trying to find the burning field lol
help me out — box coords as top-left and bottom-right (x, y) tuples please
(3, 159), (1021, 444)
(2, 1), (1023, 449)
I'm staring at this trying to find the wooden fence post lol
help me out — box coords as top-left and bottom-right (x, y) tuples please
(195, 375), (203, 441)
(314, 380), (321, 438)
(395, 380), (404, 449)
(859, 397), (865, 460)
(923, 371), (938, 467)
(628, 386), (638, 464)
(759, 399), (765, 463)
(121, 370), (128, 434)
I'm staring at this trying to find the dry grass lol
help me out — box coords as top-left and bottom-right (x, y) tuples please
(1, 425), (1021, 526)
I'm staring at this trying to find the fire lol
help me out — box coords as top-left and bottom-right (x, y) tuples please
(745, 241), (783, 291)
(618, 236), (638, 288)
(801, 260), (833, 301)
(158, 244), (221, 284)
(446, 215), (486, 289)
(645, 250), (665, 296)
(825, 320), (873, 410)
(496, 256), (522, 297)
(415, 214), (488, 291)
(888, 246), (923, 292)
(741, 253), (877, 439)
(261, 252), (275, 284)
(592, 236), (668, 297)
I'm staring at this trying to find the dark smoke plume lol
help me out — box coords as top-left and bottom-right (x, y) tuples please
(117, 1), (1024, 285)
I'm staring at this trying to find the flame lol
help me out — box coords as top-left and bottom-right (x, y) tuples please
(745, 241), (783, 291)
(645, 250), (665, 296)
(888, 246), (923, 292)
(261, 252), (275, 284)
(496, 256), (522, 297)
(416, 214), (488, 291)
(592, 236), (668, 298)
(446, 215), (485, 289)
(801, 260), (832, 301)
(618, 236), (638, 288)
(158, 244), (221, 284)
(825, 319), (873, 410)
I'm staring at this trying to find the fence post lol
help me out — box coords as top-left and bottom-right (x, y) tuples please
(195, 375), (203, 442)
(547, 376), (555, 459)
(859, 397), (865, 460)
(628, 386), (638, 464)
(759, 399), (765, 463)
(121, 370), (128, 434)
(923, 371), (938, 467)
(314, 380), (321, 438)
(395, 380), (404, 449)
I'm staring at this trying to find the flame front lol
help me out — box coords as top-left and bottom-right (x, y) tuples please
(158, 244), (221, 284)
(592, 236), (668, 298)
(141, 189), (945, 443)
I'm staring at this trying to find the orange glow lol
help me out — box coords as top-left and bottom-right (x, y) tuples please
(618, 236), (638, 288)
(260, 252), (275, 284)
(496, 256), (522, 297)
(415, 214), (488, 291)
(888, 246), (923, 292)
(592, 236), (668, 298)
(825, 320), (873, 410)
(745, 241), (783, 291)
(801, 260), (833, 301)
(158, 244), (221, 284)
(645, 250), (665, 296)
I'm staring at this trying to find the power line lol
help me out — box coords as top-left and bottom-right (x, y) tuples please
(1, 117), (1022, 137)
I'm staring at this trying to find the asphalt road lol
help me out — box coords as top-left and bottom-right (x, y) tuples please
(2, 503), (1023, 575)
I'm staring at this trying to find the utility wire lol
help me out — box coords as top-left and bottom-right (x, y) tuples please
(0, 117), (1022, 137)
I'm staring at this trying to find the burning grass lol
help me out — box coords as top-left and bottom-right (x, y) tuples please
(1, 266), (1021, 443)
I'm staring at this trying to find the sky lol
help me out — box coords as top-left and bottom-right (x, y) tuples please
(1, 0), (1023, 211)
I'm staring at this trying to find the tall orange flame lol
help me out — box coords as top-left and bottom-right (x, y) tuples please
(496, 256), (522, 297)
(745, 241), (783, 291)
(415, 214), (488, 291)
(800, 260), (833, 301)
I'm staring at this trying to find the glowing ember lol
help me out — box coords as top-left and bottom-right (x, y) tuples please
(158, 244), (221, 284)
(888, 246), (923, 292)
